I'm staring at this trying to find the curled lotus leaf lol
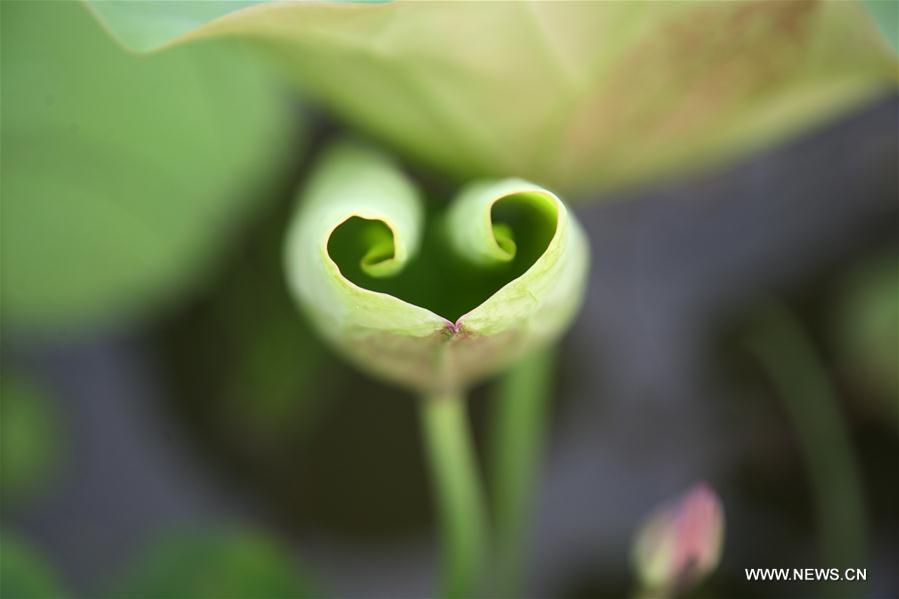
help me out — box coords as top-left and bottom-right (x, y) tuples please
(284, 142), (589, 392)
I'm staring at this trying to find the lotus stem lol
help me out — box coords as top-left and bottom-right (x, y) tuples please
(420, 392), (489, 599)
(489, 347), (555, 596)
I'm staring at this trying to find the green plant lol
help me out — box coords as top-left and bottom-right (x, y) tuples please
(283, 140), (588, 595)
(2, 1), (897, 597)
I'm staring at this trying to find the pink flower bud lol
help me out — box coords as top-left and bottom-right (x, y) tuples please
(632, 483), (725, 595)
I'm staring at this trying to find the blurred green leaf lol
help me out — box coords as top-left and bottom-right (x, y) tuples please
(0, 372), (59, 501)
(743, 303), (867, 594)
(109, 530), (320, 599)
(164, 202), (338, 444)
(0, 0), (302, 332)
(285, 141), (588, 392)
(88, 1), (897, 196)
(0, 534), (66, 599)
(862, 0), (899, 52)
(84, 1), (265, 52)
(832, 252), (899, 420)
(217, 287), (332, 440)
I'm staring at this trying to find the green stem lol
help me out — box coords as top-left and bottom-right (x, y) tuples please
(489, 347), (556, 597)
(420, 392), (489, 599)
(743, 303), (867, 597)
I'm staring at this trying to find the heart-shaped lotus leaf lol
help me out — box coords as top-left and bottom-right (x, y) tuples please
(88, 1), (897, 197)
(285, 142), (588, 393)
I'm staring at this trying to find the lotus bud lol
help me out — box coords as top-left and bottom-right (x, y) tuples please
(284, 141), (588, 393)
(632, 483), (725, 597)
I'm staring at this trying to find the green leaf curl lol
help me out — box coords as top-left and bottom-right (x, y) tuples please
(285, 142), (588, 393)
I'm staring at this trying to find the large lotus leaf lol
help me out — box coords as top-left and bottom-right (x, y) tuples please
(285, 141), (588, 392)
(0, 1), (300, 332)
(88, 1), (897, 197)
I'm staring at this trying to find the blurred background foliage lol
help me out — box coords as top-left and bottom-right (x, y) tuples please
(1, 0), (303, 333)
(0, 371), (60, 503)
(831, 251), (899, 426)
(0, 534), (66, 599)
(0, 1), (897, 598)
(105, 530), (318, 599)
